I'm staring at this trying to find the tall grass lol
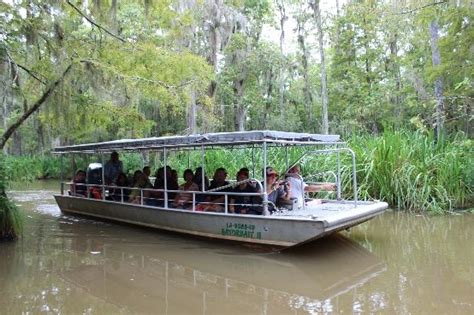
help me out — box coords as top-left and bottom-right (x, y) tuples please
(349, 130), (473, 213)
(0, 155), (23, 241)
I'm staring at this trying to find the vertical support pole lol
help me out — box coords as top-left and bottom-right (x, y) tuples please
(201, 145), (205, 192)
(192, 193), (196, 211)
(71, 153), (76, 179)
(224, 194), (228, 214)
(336, 145), (342, 200)
(262, 141), (269, 215)
(140, 189), (144, 205)
(60, 155), (64, 195)
(165, 261), (169, 315)
(121, 187), (124, 203)
(164, 147), (168, 208)
(101, 153), (105, 200)
(285, 146), (289, 171)
(350, 149), (358, 207)
(251, 146), (256, 179)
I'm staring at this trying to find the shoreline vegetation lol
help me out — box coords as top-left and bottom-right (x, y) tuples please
(5, 131), (474, 206)
(0, 156), (23, 241)
(1, 130), (472, 241)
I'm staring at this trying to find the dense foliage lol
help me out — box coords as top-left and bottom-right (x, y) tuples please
(1, 0), (472, 151)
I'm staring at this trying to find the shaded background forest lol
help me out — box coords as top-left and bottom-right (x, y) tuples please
(0, 0), (472, 155)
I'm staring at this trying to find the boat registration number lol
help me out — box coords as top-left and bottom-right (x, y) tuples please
(222, 222), (262, 239)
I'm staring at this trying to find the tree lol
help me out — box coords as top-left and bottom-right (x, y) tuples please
(309, 0), (329, 134)
(0, 0), (213, 239)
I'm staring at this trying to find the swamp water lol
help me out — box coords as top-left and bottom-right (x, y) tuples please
(0, 181), (472, 314)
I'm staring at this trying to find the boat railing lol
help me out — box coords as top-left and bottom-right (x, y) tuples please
(62, 179), (268, 215)
(288, 148), (358, 206)
(303, 171), (338, 201)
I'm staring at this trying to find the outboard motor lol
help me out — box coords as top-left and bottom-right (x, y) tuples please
(86, 163), (103, 185)
(86, 163), (103, 199)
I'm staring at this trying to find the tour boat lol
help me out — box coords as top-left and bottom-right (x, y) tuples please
(53, 130), (388, 249)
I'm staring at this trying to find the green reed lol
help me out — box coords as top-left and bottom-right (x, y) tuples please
(349, 130), (473, 213)
(0, 155), (23, 241)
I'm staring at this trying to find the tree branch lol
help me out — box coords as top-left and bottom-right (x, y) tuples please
(0, 64), (73, 150)
(395, 1), (448, 15)
(1, 58), (47, 85)
(79, 59), (197, 90)
(66, 0), (126, 43)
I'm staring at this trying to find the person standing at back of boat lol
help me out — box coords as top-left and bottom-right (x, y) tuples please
(286, 165), (336, 208)
(104, 151), (123, 185)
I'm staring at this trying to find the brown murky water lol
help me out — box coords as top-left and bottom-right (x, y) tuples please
(1, 181), (473, 314)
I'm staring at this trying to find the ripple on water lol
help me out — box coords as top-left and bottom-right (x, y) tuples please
(9, 190), (56, 202)
(36, 204), (61, 217)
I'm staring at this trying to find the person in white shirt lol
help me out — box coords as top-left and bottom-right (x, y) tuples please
(285, 165), (336, 208)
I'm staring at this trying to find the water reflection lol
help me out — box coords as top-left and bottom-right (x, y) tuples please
(58, 232), (384, 314)
(1, 182), (473, 314)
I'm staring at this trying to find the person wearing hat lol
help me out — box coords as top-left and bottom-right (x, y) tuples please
(285, 165), (336, 208)
(259, 166), (291, 213)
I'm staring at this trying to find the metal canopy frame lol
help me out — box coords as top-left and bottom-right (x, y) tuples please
(52, 130), (343, 154)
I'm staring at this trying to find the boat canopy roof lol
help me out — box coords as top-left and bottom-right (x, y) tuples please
(52, 130), (342, 154)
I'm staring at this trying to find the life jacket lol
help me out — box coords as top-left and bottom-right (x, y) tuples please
(89, 187), (102, 199)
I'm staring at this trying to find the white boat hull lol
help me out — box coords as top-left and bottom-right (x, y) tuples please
(54, 195), (387, 249)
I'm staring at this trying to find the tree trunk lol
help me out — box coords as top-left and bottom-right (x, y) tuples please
(234, 79), (246, 131)
(188, 89), (197, 134)
(429, 19), (445, 142)
(277, 1), (286, 122)
(310, 0), (329, 134)
(389, 32), (403, 125)
(296, 17), (313, 128)
(263, 68), (274, 129)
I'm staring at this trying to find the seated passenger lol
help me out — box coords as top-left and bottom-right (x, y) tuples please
(168, 168), (179, 200)
(142, 166), (153, 187)
(173, 169), (198, 209)
(71, 170), (87, 197)
(170, 169), (178, 185)
(193, 167), (210, 203)
(229, 170), (260, 215)
(128, 173), (151, 204)
(130, 170), (143, 187)
(109, 172), (129, 202)
(197, 167), (231, 212)
(193, 167), (209, 190)
(258, 167), (291, 214)
(151, 166), (179, 207)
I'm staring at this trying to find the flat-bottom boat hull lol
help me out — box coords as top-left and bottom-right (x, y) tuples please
(54, 195), (387, 249)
